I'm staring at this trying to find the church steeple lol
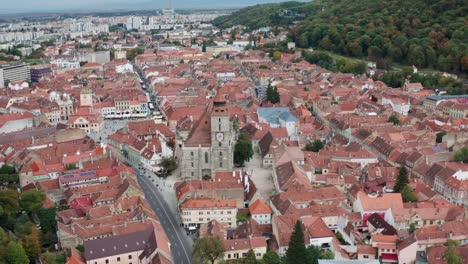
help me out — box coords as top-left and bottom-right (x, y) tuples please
(213, 88), (227, 107)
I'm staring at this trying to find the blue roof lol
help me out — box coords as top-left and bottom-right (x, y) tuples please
(257, 107), (297, 125)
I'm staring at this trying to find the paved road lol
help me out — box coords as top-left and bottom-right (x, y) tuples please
(138, 175), (192, 264)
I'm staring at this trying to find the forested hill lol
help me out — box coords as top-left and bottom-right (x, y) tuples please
(213, 0), (467, 74)
(212, 1), (312, 29)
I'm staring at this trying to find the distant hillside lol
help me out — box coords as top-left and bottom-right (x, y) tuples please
(213, 1), (312, 29)
(214, 0), (468, 74)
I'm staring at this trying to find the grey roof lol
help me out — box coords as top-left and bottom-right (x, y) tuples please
(426, 95), (468, 101)
(257, 107), (297, 125)
(84, 228), (157, 261)
(318, 260), (380, 264)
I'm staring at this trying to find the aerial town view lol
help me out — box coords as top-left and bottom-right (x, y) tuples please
(0, 0), (466, 263)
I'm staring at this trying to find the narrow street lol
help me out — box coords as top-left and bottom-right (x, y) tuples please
(138, 174), (193, 264)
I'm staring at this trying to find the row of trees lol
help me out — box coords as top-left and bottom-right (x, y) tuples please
(303, 51), (367, 75)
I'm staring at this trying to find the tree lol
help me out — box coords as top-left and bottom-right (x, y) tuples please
(436, 132), (446, 143)
(5, 241), (29, 264)
(243, 249), (259, 264)
(286, 221), (307, 264)
(320, 250), (334, 259)
(401, 185), (417, 203)
(408, 223), (417, 233)
(21, 225), (41, 261)
(272, 51), (281, 61)
(335, 231), (349, 245)
(306, 246), (321, 264)
(236, 212), (250, 224)
(38, 207), (58, 234)
(444, 240), (462, 264)
(387, 115), (400, 126)
(20, 190), (45, 215)
(266, 83), (280, 104)
(262, 251), (280, 264)
(75, 244), (84, 253)
(453, 147), (468, 163)
(192, 236), (225, 264)
(158, 158), (177, 178)
(42, 251), (56, 264)
(0, 189), (20, 216)
(234, 134), (254, 167)
(394, 166), (409, 193)
(304, 140), (324, 152)
(121, 149), (129, 158)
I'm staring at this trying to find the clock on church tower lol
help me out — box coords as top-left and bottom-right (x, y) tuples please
(211, 88), (233, 172)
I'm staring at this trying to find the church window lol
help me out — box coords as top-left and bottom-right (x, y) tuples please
(219, 123), (221, 131)
(220, 161), (223, 167)
(220, 152), (223, 157)
(190, 152), (194, 157)
(205, 153), (209, 163)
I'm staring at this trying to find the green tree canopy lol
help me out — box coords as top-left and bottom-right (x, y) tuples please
(5, 241), (29, 264)
(387, 115), (400, 126)
(453, 147), (468, 163)
(262, 251), (280, 264)
(20, 190), (45, 215)
(444, 240), (462, 264)
(158, 158), (178, 178)
(0, 189), (20, 216)
(286, 221), (307, 264)
(304, 140), (324, 152)
(436, 132), (446, 143)
(266, 84), (280, 104)
(401, 185), (418, 203)
(234, 134), (254, 167)
(192, 236), (225, 264)
(394, 166), (409, 193)
(243, 249), (260, 264)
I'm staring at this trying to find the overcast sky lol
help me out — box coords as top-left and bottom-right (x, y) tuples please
(0, 0), (308, 14)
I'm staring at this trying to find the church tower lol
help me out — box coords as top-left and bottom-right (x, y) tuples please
(80, 87), (93, 107)
(211, 88), (233, 173)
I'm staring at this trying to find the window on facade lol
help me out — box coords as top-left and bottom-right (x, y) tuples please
(256, 253), (261, 257)
(199, 212), (203, 215)
(199, 218), (203, 221)
(129, 255), (132, 259)
(117, 257), (121, 262)
(205, 152), (209, 163)
(228, 254), (231, 259)
(220, 161), (223, 168)
(191, 162), (194, 167)
(190, 152), (194, 157)
(363, 255), (369, 259)
(105, 260), (109, 264)
(219, 142), (222, 147)
(219, 124), (221, 131)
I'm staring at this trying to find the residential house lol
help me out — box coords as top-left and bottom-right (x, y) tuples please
(179, 198), (238, 228)
(249, 199), (272, 225)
